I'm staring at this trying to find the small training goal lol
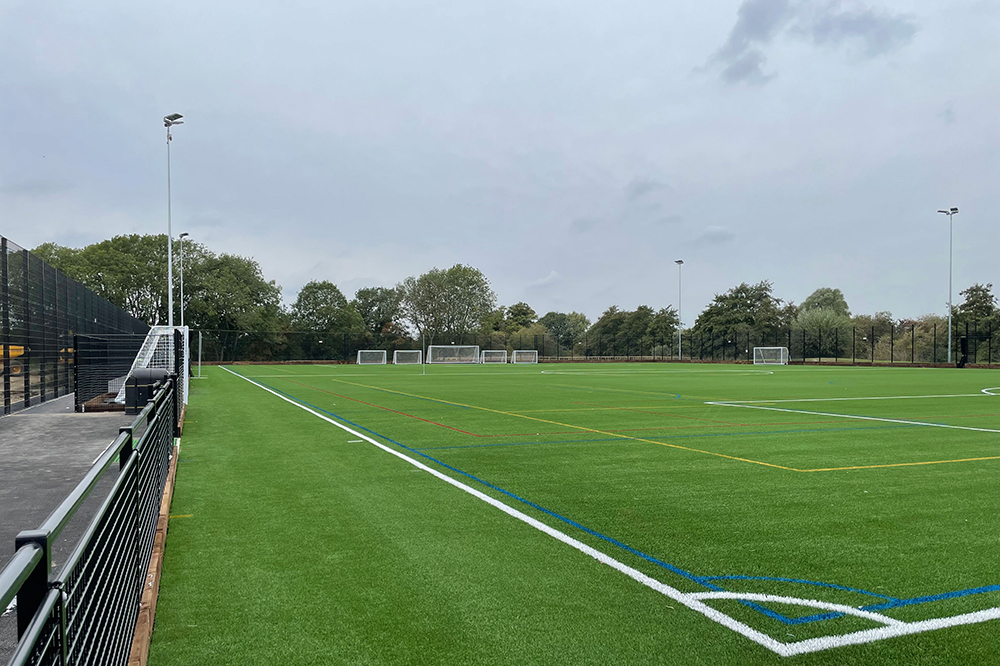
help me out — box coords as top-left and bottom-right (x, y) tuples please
(511, 350), (538, 364)
(393, 349), (422, 365)
(753, 347), (789, 365)
(426, 345), (481, 364)
(481, 350), (508, 364)
(357, 350), (387, 365)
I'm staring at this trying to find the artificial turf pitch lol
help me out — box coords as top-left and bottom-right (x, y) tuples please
(149, 363), (1000, 664)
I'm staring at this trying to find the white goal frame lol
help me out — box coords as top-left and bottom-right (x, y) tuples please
(481, 350), (508, 364)
(357, 350), (387, 365)
(393, 349), (422, 365)
(426, 345), (481, 364)
(511, 349), (538, 364)
(113, 326), (189, 405)
(753, 347), (789, 365)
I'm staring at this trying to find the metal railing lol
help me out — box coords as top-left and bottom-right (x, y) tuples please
(0, 377), (179, 666)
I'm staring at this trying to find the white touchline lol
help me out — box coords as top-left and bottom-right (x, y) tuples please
(716, 393), (987, 404)
(705, 402), (1000, 434)
(222, 366), (1000, 656)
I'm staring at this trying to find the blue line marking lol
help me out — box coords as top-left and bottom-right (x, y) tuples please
(233, 369), (1000, 627)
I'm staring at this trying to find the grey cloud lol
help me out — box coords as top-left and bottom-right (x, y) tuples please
(802, 5), (916, 57)
(694, 225), (736, 246)
(625, 177), (670, 201)
(709, 0), (917, 84)
(938, 103), (956, 125)
(570, 217), (598, 234)
(527, 270), (562, 290)
(0, 178), (71, 196)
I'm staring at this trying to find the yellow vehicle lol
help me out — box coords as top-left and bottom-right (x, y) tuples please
(1, 345), (27, 375)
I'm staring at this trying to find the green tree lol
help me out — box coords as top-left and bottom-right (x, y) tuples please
(691, 281), (790, 339)
(800, 287), (851, 317)
(538, 311), (591, 344)
(291, 281), (364, 333)
(954, 284), (998, 322)
(504, 302), (537, 334)
(352, 287), (405, 344)
(398, 265), (496, 343)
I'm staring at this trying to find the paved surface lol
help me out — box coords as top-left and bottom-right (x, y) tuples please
(0, 395), (133, 659)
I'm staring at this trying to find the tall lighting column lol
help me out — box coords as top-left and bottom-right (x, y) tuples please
(937, 207), (959, 363)
(675, 260), (684, 360)
(179, 232), (189, 327)
(164, 113), (184, 327)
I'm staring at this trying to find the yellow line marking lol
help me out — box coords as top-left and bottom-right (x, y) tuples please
(324, 378), (797, 471)
(169, 514), (194, 519)
(804, 456), (1000, 472)
(303, 377), (1000, 474)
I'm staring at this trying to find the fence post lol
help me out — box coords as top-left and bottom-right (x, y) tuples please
(933, 324), (937, 363)
(2, 237), (9, 415)
(14, 529), (51, 638)
(871, 326), (875, 363)
(119, 427), (134, 472)
(890, 325), (894, 363)
(22, 249), (30, 408)
(911, 324), (915, 364)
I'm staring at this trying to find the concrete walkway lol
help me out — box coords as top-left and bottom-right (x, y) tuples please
(0, 394), (133, 659)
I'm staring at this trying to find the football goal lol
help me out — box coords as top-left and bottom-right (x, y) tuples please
(426, 345), (480, 364)
(481, 350), (508, 364)
(393, 349), (422, 364)
(753, 347), (789, 365)
(511, 349), (538, 364)
(113, 326), (189, 405)
(357, 350), (387, 365)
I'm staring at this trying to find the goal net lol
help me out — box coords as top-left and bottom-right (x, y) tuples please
(511, 349), (538, 364)
(481, 350), (508, 364)
(357, 350), (387, 365)
(426, 345), (480, 364)
(753, 347), (789, 365)
(393, 349), (422, 364)
(113, 326), (189, 405)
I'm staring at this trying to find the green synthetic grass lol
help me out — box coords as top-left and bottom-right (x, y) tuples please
(150, 363), (1000, 665)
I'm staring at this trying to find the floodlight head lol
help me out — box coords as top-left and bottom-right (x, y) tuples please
(675, 259), (684, 265)
(165, 113), (183, 121)
(950, 207), (959, 214)
(179, 232), (189, 239)
(937, 210), (949, 214)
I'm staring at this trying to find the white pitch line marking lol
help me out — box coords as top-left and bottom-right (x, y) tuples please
(716, 393), (987, 404)
(222, 366), (1000, 656)
(705, 402), (1000, 434)
(982, 387), (1000, 396)
(688, 592), (903, 626)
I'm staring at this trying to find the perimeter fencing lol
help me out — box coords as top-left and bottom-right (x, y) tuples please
(0, 377), (178, 666)
(0, 236), (149, 416)
(191, 321), (1000, 366)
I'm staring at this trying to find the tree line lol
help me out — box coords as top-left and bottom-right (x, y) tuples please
(34, 235), (999, 359)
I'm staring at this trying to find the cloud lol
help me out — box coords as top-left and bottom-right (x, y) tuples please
(625, 177), (670, 201)
(693, 225), (736, 246)
(569, 217), (598, 234)
(800, 4), (917, 57)
(708, 0), (917, 84)
(937, 102), (955, 125)
(527, 270), (563, 290)
(0, 178), (71, 197)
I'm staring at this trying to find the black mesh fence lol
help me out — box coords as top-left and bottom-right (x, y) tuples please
(1, 379), (177, 666)
(1, 236), (149, 415)
(193, 322), (1000, 366)
(73, 334), (147, 411)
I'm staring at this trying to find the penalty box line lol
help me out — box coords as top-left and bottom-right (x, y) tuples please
(220, 366), (1000, 656)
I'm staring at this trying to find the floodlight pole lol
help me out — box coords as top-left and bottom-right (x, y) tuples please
(164, 113), (184, 327)
(938, 208), (959, 363)
(179, 232), (189, 328)
(675, 260), (684, 360)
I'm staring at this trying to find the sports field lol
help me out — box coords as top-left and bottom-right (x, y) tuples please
(150, 363), (1000, 664)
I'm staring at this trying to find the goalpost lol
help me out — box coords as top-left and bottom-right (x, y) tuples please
(481, 350), (508, 364)
(426, 345), (480, 364)
(393, 349), (422, 365)
(113, 326), (189, 405)
(753, 347), (789, 365)
(357, 350), (387, 365)
(511, 349), (538, 364)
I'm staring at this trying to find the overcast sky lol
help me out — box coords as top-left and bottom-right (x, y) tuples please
(2, 0), (997, 324)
